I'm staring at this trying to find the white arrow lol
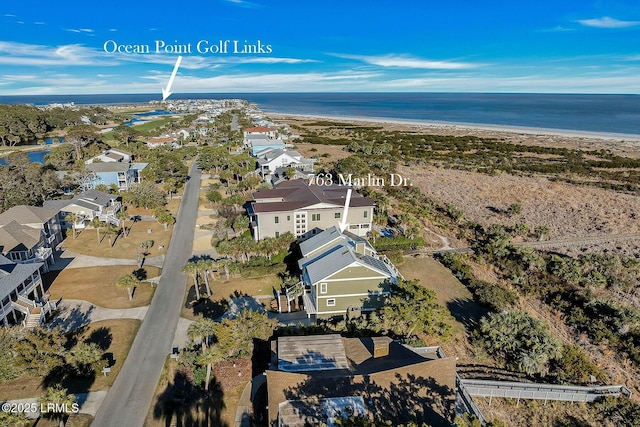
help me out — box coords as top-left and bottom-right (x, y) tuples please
(339, 188), (352, 232)
(162, 55), (182, 101)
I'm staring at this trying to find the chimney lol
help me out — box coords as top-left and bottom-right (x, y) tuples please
(372, 337), (392, 358)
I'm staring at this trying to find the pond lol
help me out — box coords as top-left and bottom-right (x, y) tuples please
(0, 149), (50, 165)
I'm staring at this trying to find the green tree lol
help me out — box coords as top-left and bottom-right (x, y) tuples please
(116, 274), (138, 300)
(506, 203), (523, 217)
(188, 317), (217, 353)
(90, 217), (102, 244)
(103, 223), (119, 247)
(66, 125), (101, 160)
(214, 309), (276, 359)
(474, 311), (561, 375)
(154, 207), (175, 230)
(206, 188), (223, 206)
(64, 212), (82, 239)
(379, 279), (452, 341)
(12, 328), (66, 376)
(116, 208), (129, 238)
(197, 345), (223, 392)
(123, 182), (165, 209)
(66, 342), (104, 376)
(196, 257), (215, 296)
(39, 385), (77, 427)
(534, 225), (551, 241)
(182, 261), (202, 300)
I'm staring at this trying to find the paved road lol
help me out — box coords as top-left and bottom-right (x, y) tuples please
(92, 162), (201, 427)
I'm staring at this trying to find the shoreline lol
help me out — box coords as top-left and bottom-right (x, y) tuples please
(267, 112), (640, 142)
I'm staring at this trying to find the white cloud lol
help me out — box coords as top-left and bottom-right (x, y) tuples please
(0, 41), (115, 66)
(577, 16), (640, 28)
(64, 28), (94, 34)
(334, 53), (480, 69)
(225, 0), (262, 9)
(220, 57), (318, 64)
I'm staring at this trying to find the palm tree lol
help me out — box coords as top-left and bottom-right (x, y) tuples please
(187, 317), (217, 353)
(39, 385), (77, 427)
(182, 261), (201, 300)
(218, 258), (232, 280)
(198, 345), (223, 391)
(103, 223), (119, 247)
(64, 212), (82, 239)
(197, 258), (214, 296)
(90, 217), (102, 244)
(116, 209), (129, 238)
(116, 274), (138, 300)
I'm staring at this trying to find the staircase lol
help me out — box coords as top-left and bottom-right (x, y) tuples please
(12, 296), (52, 328)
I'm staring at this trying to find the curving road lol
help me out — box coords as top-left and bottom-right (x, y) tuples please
(92, 162), (201, 427)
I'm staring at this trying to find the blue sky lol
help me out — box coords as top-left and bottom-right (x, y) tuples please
(1, 0), (639, 94)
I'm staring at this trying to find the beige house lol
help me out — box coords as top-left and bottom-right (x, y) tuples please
(0, 206), (62, 272)
(44, 189), (122, 229)
(296, 226), (400, 320)
(247, 179), (375, 241)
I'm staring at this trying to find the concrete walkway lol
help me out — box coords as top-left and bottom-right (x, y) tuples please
(50, 250), (164, 271)
(235, 374), (266, 427)
(49, 299), (148, 332)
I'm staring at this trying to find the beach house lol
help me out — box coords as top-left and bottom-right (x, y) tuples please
(44, 189), (122, 229)
(254, 148), (315, 178)
(0, 254), (55, 328)
(247, 179), (375, 241)
(86, 162), (148, 191)
(295, 226), (400, 320)
(0, 206), (62, 272)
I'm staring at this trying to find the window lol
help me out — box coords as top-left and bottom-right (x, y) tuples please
(274, 216), (279, 224)
(326, 299), (336, 307)
(320, 283), (327, 294)
(275, 231), (280, 238)
(361, 224), (370, 229)
(364, 210), (368, 218)
(287, 215), (291, 221)
(312, 213), (320, 221)
(334, 212), (341, 219)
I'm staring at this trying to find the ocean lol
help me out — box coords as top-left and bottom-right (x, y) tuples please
(0, 93), (638, 136)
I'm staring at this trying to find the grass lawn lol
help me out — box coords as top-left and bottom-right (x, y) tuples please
(131, 116), (175, 132)
(0, 319), (141, 400)
(62, 220), (172, 259)
(45, 266), (161, 308)
(397, 255), (488, 337)
(181, 270), (281, 321)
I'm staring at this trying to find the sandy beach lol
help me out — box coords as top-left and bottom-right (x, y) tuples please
(269, 112), (640, 157)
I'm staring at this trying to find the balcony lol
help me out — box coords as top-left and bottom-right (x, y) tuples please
(15, 247), (52, 265)
(302, 292), (317, 316)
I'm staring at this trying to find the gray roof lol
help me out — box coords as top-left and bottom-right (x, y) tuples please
(277, 335), (349, 373)
(304, 245), (357, 285)
(251, 179), (375, 214)
(0, 221), (41, 253)
(299, 226), (342, 257)
(0, 254), (42, 299)
(86, 162), (131, 173)
(0, 205), (58, 226)
(44, 189), (116, 212)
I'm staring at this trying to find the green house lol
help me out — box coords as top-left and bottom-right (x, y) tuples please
(298, 226), (400, 321)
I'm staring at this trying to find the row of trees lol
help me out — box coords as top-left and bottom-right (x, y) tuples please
(183, 310), (276, 391)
